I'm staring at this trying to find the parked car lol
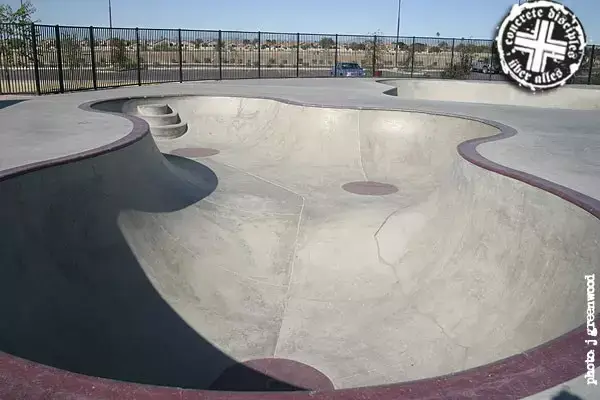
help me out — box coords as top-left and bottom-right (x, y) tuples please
(330, 62), (366, 77)
(471, 59), (500, 74)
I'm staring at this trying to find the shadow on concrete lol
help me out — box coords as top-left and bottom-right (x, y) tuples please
(0, 100), (26, 110)
(552, 390), (584, 399)
(0, 139), (303, 391)
(209, 364), (301, 392)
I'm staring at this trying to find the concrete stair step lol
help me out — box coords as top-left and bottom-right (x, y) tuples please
(149, 120), (188, 139)
(141, 111), (181, 127)
(137, 104), (173, 116)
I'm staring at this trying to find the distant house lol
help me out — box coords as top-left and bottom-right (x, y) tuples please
(180, 41), (195, 50)
(150, 39), (176, 50)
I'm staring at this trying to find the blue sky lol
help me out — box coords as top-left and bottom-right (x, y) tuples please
(6, 0), (598, 42)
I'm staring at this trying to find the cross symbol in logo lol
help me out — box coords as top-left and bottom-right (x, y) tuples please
(514, 19), (569, 73)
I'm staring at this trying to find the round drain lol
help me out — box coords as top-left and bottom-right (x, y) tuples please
(170, 147), (220, 158)
(342, 181), (398, 195)
(209, 358), (334, 392)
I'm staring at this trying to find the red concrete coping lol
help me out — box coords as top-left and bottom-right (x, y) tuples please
(0, 324), (591, 399)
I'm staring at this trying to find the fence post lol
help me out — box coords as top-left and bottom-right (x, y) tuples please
(89, 27), (97, 90)
(258, 31), (261, 78)
(588, 45), (595, 85)
(54, 25), (64, 93)
(410, 36), (415, 78)
(178, 29), (183, 83)
(218, 30), (223, 80)
(135, 28), (141, 86)
(488, 40), (494, 80)
(296, 33), (300, 78)
(0, 44), (3, 93)
(450, 38), (455, 68)
(334, 34), (338, 78)
(0, 50), (3, 93)
(31, 23), (41, 95)
(372, 35), (377, 77)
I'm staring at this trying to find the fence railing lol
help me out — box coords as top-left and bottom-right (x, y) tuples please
(0, 23), (598, 95)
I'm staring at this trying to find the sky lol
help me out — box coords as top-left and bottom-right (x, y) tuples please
(4, 0), (598, 43)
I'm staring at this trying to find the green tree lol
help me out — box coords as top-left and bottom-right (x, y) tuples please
(60, 33), (88, 86)
(61, 34), (84, 69)
(491, 41), (500, 67)
(0, 1), (39, 91)
(414, 43), (427, 52)
(319, 37), (334, 49)
(154, 42), (173, 51)
(441, 51), (472, 79)
(393, 41), (408, 51)
(109, 38), (131, 69)
(349, 41), (367, 51)
(365, 30), (386, 72)
(439, 39), (477, 79)
(573, 45), (598, 84)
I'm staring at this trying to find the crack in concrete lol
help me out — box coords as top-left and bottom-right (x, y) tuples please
(357, 110), (369, 181)
(192, 158), (306, 357)
(374, 209), (401, 284)
(273, 198), (305, 357)
(418, 310), (470, 356)
(462, 347), (471, 370)
(334, 352), (409, 383)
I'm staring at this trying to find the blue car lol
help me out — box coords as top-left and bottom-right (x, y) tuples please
(330, 62), (366, 77)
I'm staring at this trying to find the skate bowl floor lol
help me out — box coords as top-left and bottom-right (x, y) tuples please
(1, 82), (599, 399)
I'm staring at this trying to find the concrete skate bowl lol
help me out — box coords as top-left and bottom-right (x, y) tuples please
(381, 79), (600, 110)
(0, 95), (599, 399)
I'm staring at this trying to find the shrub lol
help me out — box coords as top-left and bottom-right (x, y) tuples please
(441, 53), (472, 79)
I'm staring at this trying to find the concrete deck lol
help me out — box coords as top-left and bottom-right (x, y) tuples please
(0, 78), (599, 399)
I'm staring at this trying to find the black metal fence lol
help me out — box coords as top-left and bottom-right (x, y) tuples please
(0, 23), (598, 95)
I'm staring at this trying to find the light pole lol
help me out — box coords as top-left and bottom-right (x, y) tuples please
(108, 0), (113, 67)
(394, 0), (403, 69)
(108, 0), (113, 28)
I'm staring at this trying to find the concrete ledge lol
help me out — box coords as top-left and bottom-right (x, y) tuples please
(0, 99), (149, 183)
